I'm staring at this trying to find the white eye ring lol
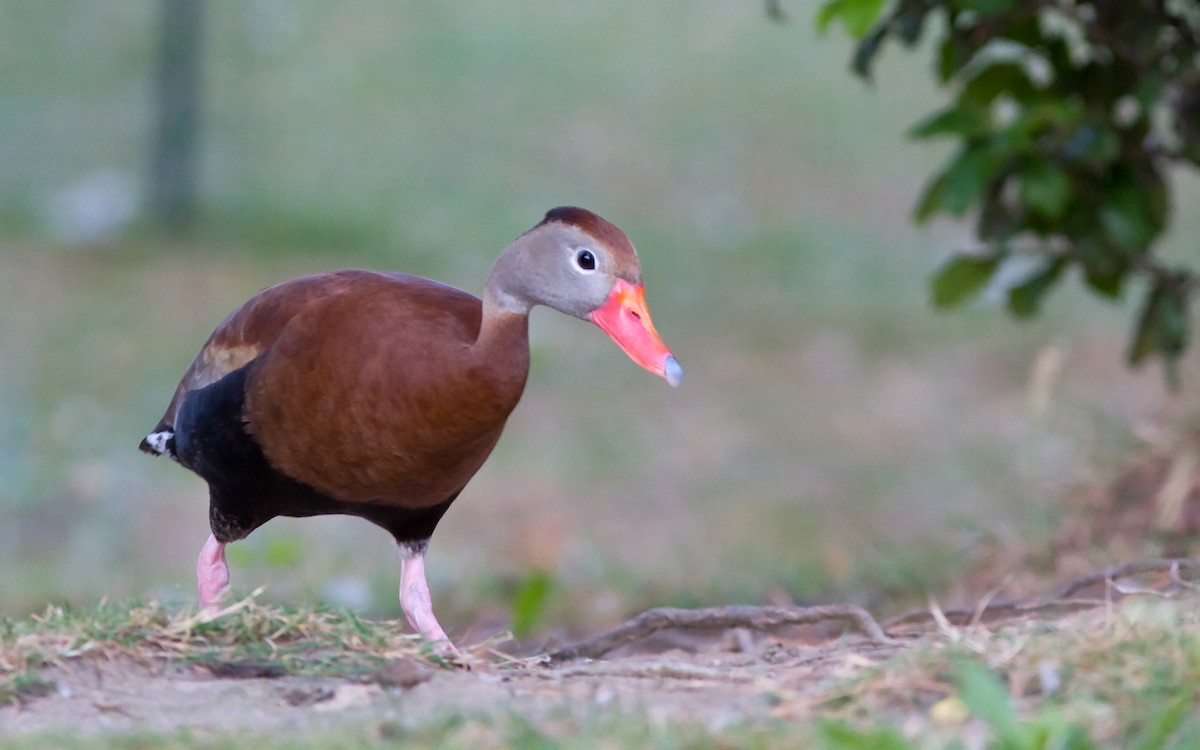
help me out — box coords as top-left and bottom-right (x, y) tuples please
(574, 247), (597, 273)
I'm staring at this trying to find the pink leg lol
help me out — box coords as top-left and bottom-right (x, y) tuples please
(399, 550), (457, 655)
(197, 533), (230, 609)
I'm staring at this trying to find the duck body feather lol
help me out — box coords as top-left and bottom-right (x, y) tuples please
(144, 269), (530, 545)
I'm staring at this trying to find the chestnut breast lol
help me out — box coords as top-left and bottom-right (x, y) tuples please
(237, 270), (531, 508)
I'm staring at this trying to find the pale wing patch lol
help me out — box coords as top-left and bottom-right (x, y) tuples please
(183, 342), (262, 392)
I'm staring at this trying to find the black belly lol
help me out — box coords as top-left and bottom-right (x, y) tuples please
(172, 364), (455, 545)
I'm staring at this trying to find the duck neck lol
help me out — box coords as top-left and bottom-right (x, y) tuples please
(468, 244), (534, 401)
(475, 276), (533, 387)
(480, 250), (533, 345)
(476, 295), (531, 351)
(482, 241), (534, 318)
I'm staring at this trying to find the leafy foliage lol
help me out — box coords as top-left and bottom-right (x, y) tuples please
(819, 0), (1200, 381)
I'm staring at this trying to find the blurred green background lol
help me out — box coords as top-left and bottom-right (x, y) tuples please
(2, 2), (1195, 637)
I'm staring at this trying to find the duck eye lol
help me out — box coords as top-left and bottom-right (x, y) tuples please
(575, 249), (596, 272)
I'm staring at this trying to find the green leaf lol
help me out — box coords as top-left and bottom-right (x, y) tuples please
(1083, 270), (1125, 298)
(1020, 159), (1072, 218)
(953, 0), (1017, 13)
(1077, 239), (1127, 298)
(816, 0), (888, 39)
(953, 658), (1025, 746)
(991, 117), (1036, 153)
(1129, 287), (1162, 366)
(894, 3), (928, 45)
(1007, 257), (1065, 317)
(1101, 183), (1155, 251)
(851, 22), (890, 79)
(931, 254), (1000, 308)
(910, 105), (991, 140)
(816, 1), (842, 33)
(937, 33), (978, 83)
(1128, 282), (1190, 383)
(1012, 100), (1086, 137)
(963, 61), (1035, 106)
(915, 145), (996, 221)
(510, 571), (555, 638)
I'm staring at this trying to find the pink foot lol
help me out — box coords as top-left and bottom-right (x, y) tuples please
(197, 534), (230, 610)
(399, 551), (458, 656)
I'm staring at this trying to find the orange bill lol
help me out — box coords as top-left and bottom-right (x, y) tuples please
(588, 278), (683, 387)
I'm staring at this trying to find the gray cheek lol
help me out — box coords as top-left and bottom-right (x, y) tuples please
(554, 276), (611, 318)
(560, 274), (611, 317)
(587, 275), (616, 309)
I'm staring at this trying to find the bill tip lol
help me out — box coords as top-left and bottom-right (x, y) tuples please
(664, 355), (684, 387)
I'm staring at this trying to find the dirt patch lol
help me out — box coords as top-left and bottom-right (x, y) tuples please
(1, 631), (893, 736)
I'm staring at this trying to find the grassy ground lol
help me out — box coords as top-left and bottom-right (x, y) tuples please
(4, 579), (1200, 747)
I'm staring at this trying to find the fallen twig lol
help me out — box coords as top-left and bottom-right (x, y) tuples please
(548, 604), (895, 663)
(885, 598), (1104, 630)
(1051, 558), (1197, 600)
(548, 559), (1200, 663)
(885, 558), (1200, 631)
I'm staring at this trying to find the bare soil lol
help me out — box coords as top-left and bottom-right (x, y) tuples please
(1, 625), (898, 736)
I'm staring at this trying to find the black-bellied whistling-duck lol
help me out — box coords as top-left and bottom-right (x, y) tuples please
(140, 207), (681, 652)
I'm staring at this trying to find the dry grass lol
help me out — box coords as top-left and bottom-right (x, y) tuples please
(0, 589), (466, 704)
(788, 579), (1200, 748)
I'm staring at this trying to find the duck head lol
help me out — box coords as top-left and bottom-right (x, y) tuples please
(485, 206), (683, 386)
